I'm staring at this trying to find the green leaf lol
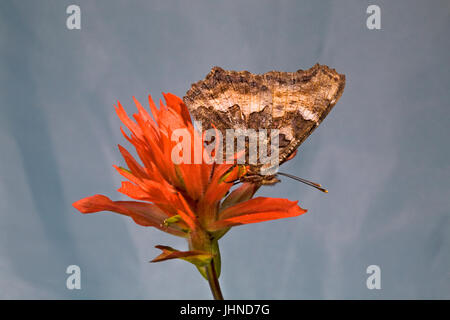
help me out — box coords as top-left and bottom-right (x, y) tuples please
(150, 245), (213, 268)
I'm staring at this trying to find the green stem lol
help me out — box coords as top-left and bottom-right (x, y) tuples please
(206, 259), (223, 300)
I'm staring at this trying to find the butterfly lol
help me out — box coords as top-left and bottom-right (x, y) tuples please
(183, 64), (345, 189)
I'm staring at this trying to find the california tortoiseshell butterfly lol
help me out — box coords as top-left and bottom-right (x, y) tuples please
(183, 64), (345, 189)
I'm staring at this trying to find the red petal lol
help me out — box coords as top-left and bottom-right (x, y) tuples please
(147, 95), (160, 124)
(163, 92), (191, 124)
(208, 197), (307, 231)
(196, 164), (239, 224)
(132, 96), (154, 125)
(175, 193), (199, 231)
(72, 195), (186, 237)
(117, 181), (152, 201)
(220, 182), (257, 210)
(113, 165), (175, 202)
(115, 101), (143, 141)
(117, 145), (148, 179)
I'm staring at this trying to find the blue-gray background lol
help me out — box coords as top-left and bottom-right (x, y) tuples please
(0, 0), (449, 299)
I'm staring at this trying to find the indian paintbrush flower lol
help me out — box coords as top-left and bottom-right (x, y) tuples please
(72, 93), (306, 299)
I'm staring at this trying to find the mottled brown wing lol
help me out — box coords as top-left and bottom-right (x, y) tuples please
(183, 64), (345, 168)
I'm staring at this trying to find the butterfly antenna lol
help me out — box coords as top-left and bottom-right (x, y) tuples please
(277, 172), (328, 193)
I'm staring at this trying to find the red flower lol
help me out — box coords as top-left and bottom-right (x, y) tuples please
(73, 93), (306, 298)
